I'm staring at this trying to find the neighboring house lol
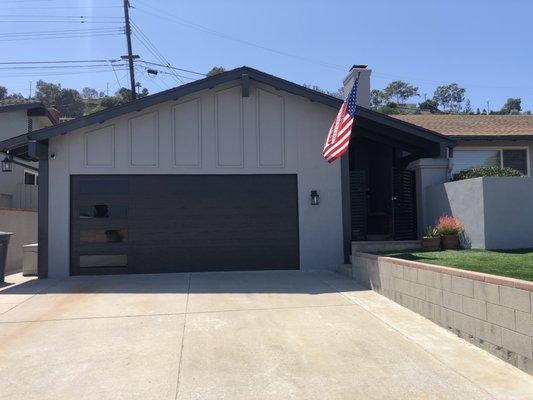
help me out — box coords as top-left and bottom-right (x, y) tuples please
(0, 102), (59, 209)
(393, 115), (533, 176)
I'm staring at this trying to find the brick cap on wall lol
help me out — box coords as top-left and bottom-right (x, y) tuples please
(354, 252), (533, 292)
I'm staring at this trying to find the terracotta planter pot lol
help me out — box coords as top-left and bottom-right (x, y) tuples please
(422, 237), (440, 251)
(441, 234), (460, 250)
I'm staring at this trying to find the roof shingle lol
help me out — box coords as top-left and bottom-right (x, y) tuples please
(392, 115), (533, 138)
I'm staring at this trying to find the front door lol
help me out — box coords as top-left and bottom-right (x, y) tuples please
(392, 168), (417, 240)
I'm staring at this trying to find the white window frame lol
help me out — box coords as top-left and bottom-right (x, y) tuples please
(24, 170), (39, 186)
(453, 146), (530, 176)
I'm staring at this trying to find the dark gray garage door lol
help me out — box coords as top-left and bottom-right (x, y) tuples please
(70, 175), (299, 275)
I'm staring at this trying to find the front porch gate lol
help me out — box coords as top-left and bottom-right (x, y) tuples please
(350, 168), (417, 241)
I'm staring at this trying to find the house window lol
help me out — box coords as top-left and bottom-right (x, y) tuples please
(452, 148), (529, 175)
(24, 171), (38, 185)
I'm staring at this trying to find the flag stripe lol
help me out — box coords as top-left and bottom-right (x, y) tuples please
(322, 77), (358, 163)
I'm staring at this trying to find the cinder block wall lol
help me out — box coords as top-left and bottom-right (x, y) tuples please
(339, 253), (533, 374)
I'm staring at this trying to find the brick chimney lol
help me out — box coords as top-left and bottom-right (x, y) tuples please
(343, 65), (371, 108)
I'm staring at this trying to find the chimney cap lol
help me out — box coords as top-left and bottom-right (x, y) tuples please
(350, 64), (368, 70)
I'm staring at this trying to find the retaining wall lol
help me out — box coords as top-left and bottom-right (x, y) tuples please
(339, 252), (533, 374)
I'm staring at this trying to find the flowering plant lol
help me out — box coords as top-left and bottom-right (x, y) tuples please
(436, 215), (464, 236)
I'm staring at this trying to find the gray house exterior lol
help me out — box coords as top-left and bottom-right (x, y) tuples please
(0, 66), (456, 278)
(0, 102), (58, 209)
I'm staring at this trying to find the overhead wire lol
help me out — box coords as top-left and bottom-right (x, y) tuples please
(130, 20), (184, 84)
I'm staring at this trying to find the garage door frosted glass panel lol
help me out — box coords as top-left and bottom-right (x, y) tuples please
(79, 255), (127, 268)
(173, 99), (201, 167)
(215, 87), (243, 167)
(129, 111), (159, 166)
(257, 89), (284, 167)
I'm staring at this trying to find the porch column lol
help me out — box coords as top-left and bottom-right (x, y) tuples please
(407, 158), (451, 238)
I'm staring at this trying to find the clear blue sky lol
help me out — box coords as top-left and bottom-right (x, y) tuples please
(1, 0), (532, 111)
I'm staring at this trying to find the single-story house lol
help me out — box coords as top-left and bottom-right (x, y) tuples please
(394, 114), (533, 176)
(0, 101), (59, 209)
(11, 65), (533, 278)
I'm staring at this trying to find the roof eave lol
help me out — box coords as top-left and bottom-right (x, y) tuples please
(26, 66), (342, 143)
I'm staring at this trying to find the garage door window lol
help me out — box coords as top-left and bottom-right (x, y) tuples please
(79, 204), (128, 219)
(79, 254), (127, 268)
(80, 229), (127, 244)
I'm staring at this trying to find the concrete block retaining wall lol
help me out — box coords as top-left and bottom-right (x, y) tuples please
(339, 252), (533, 374)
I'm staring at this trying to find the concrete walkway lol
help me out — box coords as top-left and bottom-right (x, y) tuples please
(0, 271), (532, 400)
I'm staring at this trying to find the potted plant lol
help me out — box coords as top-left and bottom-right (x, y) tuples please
(422, 226), (440, 251)
(436, 215), (464, 250)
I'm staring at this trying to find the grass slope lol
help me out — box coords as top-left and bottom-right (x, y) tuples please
(375, 249), (533, 281)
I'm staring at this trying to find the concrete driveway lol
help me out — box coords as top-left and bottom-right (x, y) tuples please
(0, 271), (532, 400)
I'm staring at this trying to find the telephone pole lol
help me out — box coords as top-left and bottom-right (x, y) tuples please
(123, 0), (136, 100)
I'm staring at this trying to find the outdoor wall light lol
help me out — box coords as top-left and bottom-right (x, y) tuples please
(1, 154), (13, 173)
(310, 190), (320, 206)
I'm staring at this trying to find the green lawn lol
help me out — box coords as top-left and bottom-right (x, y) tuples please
(374, 249), (533, 281)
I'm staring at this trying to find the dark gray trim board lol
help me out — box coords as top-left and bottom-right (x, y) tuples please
(35, 141), (49, 278)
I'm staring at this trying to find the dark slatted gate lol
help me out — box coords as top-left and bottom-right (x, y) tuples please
(392, 168), (417, 240)
(350, 170), (367, 241)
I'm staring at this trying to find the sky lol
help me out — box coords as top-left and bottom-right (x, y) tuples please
(0, 0), (532, 112)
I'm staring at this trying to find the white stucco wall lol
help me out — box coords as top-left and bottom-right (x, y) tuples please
(47, 81), (344, 277)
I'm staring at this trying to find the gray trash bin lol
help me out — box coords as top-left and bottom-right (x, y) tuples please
(0, 232), (13, 282)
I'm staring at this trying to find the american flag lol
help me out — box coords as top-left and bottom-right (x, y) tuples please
(322, 78), (358, 163)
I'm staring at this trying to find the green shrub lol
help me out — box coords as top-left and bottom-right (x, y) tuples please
(452, 166), (522, 181)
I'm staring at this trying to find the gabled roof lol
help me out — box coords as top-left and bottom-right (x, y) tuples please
(23, 66), (343, 143)
(392, 114), (533, 140)
(0, 66), (453, 158)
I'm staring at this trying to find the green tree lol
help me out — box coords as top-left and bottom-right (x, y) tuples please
(0, 86), (7, 100)
(303, 84), (343, 99)
(418, 99), (439, 113)
(432, 83), (465, 113)
(383, 80), (419, 104)
(56, 88), (85, 118)
(463, 99), (472, 114)
(35, 80), (61, 105)
(370, 89), (386, 109)
(35, 81), (85, 117)
(500, 98), (521, 114)
(207, 66), (226, 76)
(81, 87), (99, 100)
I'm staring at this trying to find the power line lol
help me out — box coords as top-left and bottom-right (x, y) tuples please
(0, 32), (123, 42)
(137, 60), (206, 76)
(0, 28), (121, 36)
(0, 59), (121, 65)
(134, 0), (344, 71)
(130, 21), (184, 84)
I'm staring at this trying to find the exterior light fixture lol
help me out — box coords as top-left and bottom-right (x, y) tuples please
(1, 154), (13, 173)
(310, 190), (320, 206)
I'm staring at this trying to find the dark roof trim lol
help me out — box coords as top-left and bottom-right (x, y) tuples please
(0, 132), (29, 151)
(24, 66), (343, 142)
(450, 135), (533, 141)
(356, 107), (455, 145)
(0, 102), (45, 114)
(0, 102), (58, 125)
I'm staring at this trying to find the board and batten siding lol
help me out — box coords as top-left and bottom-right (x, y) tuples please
(47, 81), (344, 277)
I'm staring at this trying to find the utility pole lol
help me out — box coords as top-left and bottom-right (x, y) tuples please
(123, 0), (136, 100)
(29, 81), (32, 99)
